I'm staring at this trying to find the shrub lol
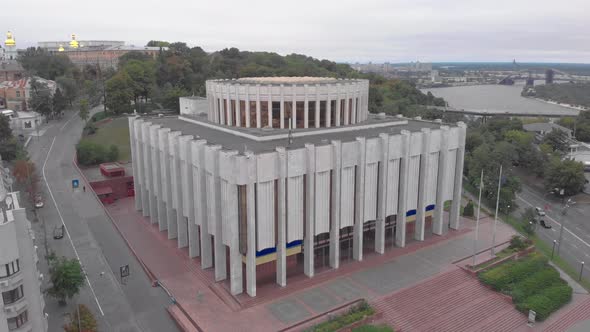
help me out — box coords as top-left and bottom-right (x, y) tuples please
(63, 304), (98, 332)
(463, 200), (475, 217)
(306, 300), (375, 332)
(107, 144), (119, 162)
(83, 122), (98, 135)
(508, 235), (530, 250)
(515, 283), (573, 321)
(511, 268), (561, 302)
(479, 254), (547, 291)
(77, 140), (110, 166)
(90, 111), (108, 123)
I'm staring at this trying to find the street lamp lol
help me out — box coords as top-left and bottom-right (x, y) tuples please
(580, 261), (585, 281)
(557, 198), (575, 256)
(551, 240), (557, 259)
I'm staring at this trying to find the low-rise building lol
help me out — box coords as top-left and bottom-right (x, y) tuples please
(0, 77), (56, 111)
(0, 62), (25, 82)
(0, 158), (48, 332)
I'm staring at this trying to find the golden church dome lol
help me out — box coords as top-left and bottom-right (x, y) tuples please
(69, 34), (79, 48)
(5, 31), (15, 47)
(58, 45), (65, 52)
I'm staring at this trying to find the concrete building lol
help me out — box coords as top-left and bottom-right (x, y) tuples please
(128, 77), (466, 297)
(0, 160), (48, 332)
(0, 77), (57, 111)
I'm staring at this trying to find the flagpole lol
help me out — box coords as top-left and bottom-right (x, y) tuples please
(491, 164), (502, 256)
(472, 169), (484, 267)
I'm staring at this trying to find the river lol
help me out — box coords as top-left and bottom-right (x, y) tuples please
(422, 82), (579, 117)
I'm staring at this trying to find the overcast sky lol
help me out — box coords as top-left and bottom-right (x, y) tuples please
(3, 0), (589, 63)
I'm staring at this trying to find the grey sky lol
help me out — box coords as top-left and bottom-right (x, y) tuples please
(3, 0), (589, 63)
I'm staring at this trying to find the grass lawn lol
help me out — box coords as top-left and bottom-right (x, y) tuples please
(83, 117), (131, 163)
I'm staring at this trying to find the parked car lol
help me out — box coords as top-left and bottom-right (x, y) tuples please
(535, 207), (546, 216)
(53, 225), (64, 239)
(34, 194), (44, 208)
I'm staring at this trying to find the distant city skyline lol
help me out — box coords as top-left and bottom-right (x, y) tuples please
(2, 0), (589, 63)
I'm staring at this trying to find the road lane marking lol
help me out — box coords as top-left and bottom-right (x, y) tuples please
(59, 111), (79, 131)
(516, 194), (590, 249)
(42, 137), (105, 316)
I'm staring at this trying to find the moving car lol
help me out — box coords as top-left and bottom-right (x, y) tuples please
(53, 225), (64, 239)
(535, 207), (546, 216)
(34, 194), (44, 208)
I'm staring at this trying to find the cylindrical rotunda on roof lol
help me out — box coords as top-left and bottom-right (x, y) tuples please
(205, 77), (370, 129)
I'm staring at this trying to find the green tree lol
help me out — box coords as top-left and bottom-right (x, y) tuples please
(46, 255), (85, 305)
(157, 85), (188, 112)
(0, 114), (13, 142)
(79, 99), (89, 123)
(543, 129), (569, 155)
(463, 200), (475, 217)
(56, 76), (79, 106)
(123, 59), (156, 109)
(105, 71), (134, 114)
(63, 304), (98, 332)
(544, 158), (586, 196)
(29, 78), (53, 116)
(52, 88), (67, 117)
(18, 47), (76, 80)
(146, 40), (170, 47)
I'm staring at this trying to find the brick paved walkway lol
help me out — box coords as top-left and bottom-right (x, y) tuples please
(105, 196), (525, 331)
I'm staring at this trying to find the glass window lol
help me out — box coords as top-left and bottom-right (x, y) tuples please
(1, 259), (20, 279)
(7, 310), (28, 330)
(15, 91), (20, 98)
(2, 285), (24, 305)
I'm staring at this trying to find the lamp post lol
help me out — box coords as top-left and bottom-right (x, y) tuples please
(551, 240), (557, 260)
(472, 170), (484, 267)
(580, 261), (585, 281)
(491, 165), (502, 256)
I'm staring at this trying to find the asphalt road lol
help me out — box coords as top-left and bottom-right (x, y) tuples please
(515, 184), (590, 281)
(26, 107), (178, 331)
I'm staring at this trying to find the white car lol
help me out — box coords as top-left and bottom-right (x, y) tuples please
(535, 207), (546, 216)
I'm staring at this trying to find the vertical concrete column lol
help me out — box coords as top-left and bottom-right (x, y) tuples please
(326, 91), (332, 128)
(256, 84), (261, 128)
(280, 84), (285, 129)
(218, 96), (225, 125)
(415, 128), (431, 241)
(396, 130), (411, 247)
(304, 84), (309, 129)
(245, 151), (257, 296)
(376, 133), (389, 254)
(330, 140), (342, 269)
(194, 140), (212, 269)
(224, 151), (242, 294)
(433, 126), (450, 235)
(167, 131), (180, 239)
(304, 144), (316, 277)
(344, 89), (350, 125)
(276, 147), (287, 287)
(315, 84), (320, 128)
(353, 137), (366, 261)
(159, 127), (171, 232)
(450, 123), (467, 230)
(210, 146), (227, 281)
(235, 84), (241, 127)
(292, 84), (297, 129)
(245, 85), (251, 128)
(141, 122), (151, 217)
(129, 118), (142, 211)
(351, 93), (357, 124)
(335, 84), (341, 126)
(148, 125), (159, 223)
(227, 88), (234, 126)
(183, 137), (199, 258)
(175, 136), (189, 248)
(267, 85), (273, 128)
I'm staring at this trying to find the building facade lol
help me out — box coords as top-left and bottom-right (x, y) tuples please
(0, 162), (48, 332)
(128, 77), (466, 297)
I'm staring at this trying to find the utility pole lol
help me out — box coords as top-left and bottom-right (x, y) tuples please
(557, 197), (574, 256)
(472, 169), (484, 267)
(491, 164), (502, 256)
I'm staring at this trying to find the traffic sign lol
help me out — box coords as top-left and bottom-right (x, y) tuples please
(72, 179), (79, 189)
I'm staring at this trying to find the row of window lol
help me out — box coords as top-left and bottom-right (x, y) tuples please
(6, 310), (28, 330)
(2, 285), (24, 305)
(0, 259), (20, 279)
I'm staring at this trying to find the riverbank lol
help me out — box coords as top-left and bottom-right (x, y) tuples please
(527, 96), (588, 112)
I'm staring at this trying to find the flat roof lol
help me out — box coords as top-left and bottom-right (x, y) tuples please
(210, 77), (366, 86)
(143, 114), (448, 154)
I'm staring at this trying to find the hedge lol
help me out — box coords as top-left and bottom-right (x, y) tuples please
(352, 325), (394, 332)
(479, 254), (547, 291)
(306, 301), (375, 332)
(515, 283), (573, 321)
(511, 268), (561, 302)
(76, 140), (119, 166)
